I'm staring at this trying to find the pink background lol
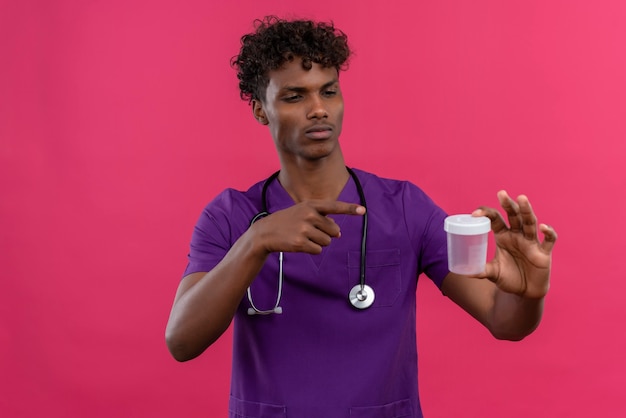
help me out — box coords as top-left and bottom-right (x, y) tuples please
(2, 0), (625, 417)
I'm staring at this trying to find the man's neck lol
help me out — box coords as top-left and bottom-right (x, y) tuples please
(277, 158), (350, 203)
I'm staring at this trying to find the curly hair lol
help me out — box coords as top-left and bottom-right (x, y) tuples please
(231, 16), (352, 104)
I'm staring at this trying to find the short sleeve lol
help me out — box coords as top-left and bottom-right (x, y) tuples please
(183, 216), (228, 277)
(182, 190), (242, 277)
(402, 183), (450, 289)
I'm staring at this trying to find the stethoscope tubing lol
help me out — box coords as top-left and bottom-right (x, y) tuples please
(247, 167), (372, 314)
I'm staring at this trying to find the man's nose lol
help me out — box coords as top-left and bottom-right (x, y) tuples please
(307, 95), (328, 119)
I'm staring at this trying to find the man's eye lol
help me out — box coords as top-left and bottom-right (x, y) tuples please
(323, 90), (337, 97)
(283, 95), (301, 102)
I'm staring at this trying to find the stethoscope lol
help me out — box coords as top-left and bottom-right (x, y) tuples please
(247, 167), (375, 315)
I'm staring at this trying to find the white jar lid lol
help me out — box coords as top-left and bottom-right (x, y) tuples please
(444, 214), (491, 235)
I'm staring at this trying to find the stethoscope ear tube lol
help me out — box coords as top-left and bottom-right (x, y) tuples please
(246, 251), (284, 315)
(250, 211), (270, 225)
(246, 170), (282, 316)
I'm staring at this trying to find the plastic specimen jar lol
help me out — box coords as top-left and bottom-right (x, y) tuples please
(444, 214), (491, 275)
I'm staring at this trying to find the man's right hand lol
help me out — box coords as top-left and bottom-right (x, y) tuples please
(250, 200), (366, 255)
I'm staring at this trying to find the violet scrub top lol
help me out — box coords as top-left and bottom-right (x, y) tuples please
(184, 169), (450, 418)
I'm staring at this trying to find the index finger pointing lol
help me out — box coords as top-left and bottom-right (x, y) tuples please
(313, 200), (366, 216)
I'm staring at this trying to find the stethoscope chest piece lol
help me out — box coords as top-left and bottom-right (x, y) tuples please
(349, 284), (375, 309)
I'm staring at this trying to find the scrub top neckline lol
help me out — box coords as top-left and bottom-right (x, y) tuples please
(263, 169), (363, 270)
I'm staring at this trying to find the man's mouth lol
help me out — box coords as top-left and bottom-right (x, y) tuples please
(305, 125), (333, 140)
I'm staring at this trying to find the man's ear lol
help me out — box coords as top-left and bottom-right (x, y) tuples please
(252, 100), (269, 125)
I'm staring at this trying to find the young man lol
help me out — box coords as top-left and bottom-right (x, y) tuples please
(166, 16), (557, 417)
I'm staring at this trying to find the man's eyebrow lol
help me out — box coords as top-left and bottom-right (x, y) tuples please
(281, 86), (308, 93)
(320, 80), (339, 90)
(281, 80), (339, 92)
